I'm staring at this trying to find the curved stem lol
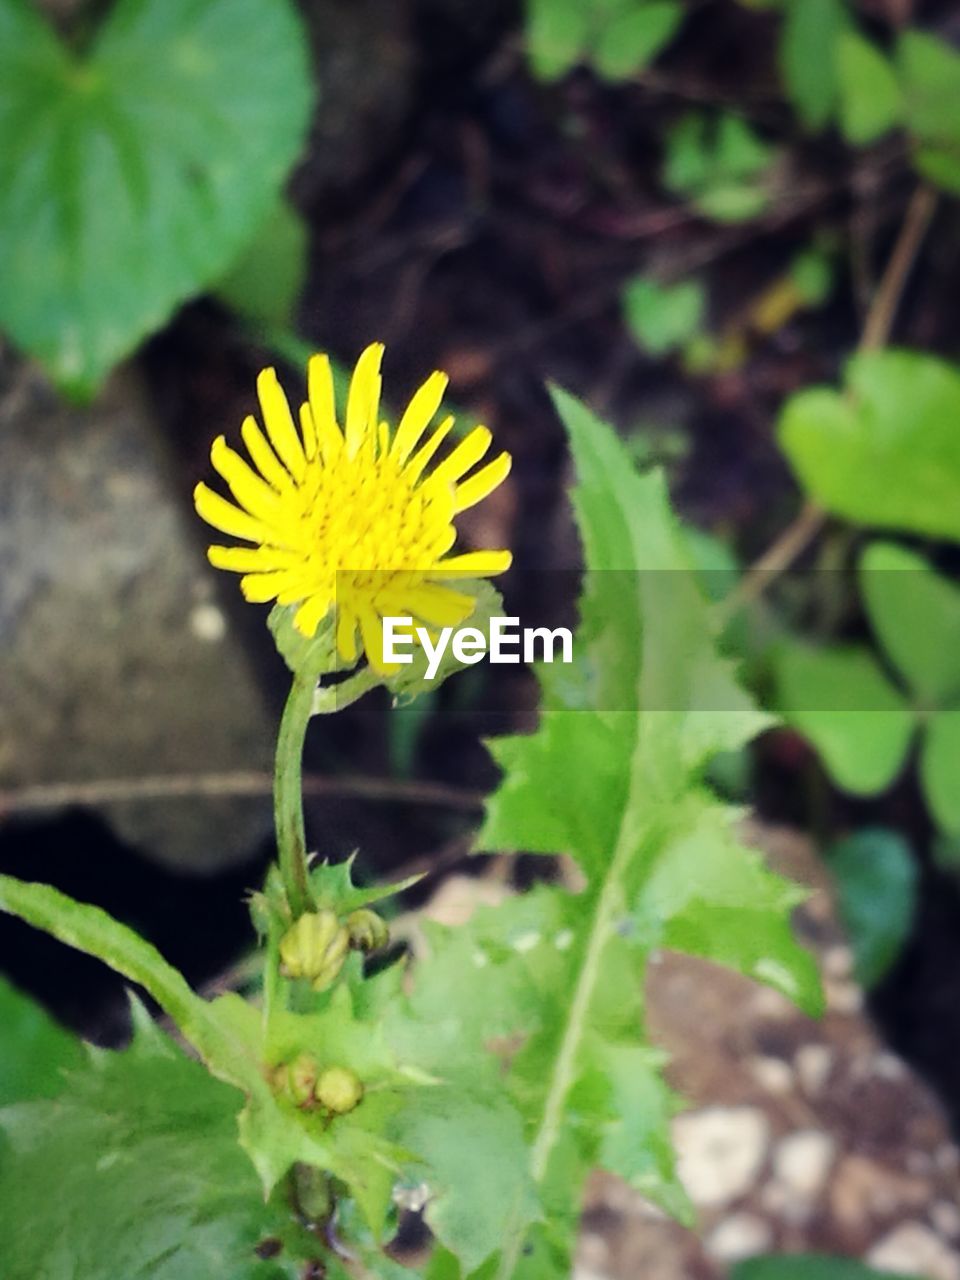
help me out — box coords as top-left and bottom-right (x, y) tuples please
(275, 672), (317, 918)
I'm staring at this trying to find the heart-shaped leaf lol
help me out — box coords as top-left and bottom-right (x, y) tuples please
(776, 644), (914, 794)
(0, 0), (313, 397)
(779, 350), (960, 542)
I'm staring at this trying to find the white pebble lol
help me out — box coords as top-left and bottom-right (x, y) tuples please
(705, 1213), (773, 1263)
(673, 1107), (770, 1208)
(795, 1044), (834, 1095)
(750, 1056), (795, 1095)
(868, 1222), (960, 1280)
(772, 1130), (836, 1200)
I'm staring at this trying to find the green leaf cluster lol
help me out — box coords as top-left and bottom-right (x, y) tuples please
(0, 1008), (312, 1280)
(524, 0), (685, 80)
(423, 388), (820, 1277)
(663, 112), (777, 222)
(776, 0), (960, 191)
(0, 0), (312, 396)
(777, 543), (960, 831)
(0, 390), (821, 1279)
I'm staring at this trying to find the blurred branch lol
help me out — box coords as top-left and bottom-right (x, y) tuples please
(0, 771), (484, 817)
(719, 184), (938, 626)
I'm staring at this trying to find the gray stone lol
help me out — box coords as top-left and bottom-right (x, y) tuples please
(0, 355), (274, 870)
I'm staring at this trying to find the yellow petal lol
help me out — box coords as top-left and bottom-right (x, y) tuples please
(308, 354), (343, 458)
(337, 607), (359, 663)
(432, 550), (513, 577)
(257, 367), (306, 482)
(378, 420), (390, 457)
(208, 545), (298, 573)
(453, 451), (512, 513)
(300, 402), (318, 462)
(194, 483), (270, 544)
(211, 436), (283, 523)
(359, 606), (393, 675)
(404, 415), (454, 485)
(294, 594), (332, 637)
(241, 415), (291, 492)
(405, 584), (477, 626)
(391, 370), (448, 464)
(240, 572), (288, 603)
(430, 425), (492, 488)
(345, 343), (384, 457)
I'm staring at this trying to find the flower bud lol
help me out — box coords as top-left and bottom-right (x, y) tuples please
(315, 1065), (364, 1115)
(289, 1053), (319, 1106)
(346, 907), (389, 953)
(270, 1053), (319, 1107)
(279, 909), (350, 991)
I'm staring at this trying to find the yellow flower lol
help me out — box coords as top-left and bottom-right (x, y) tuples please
(194, 343), (512, 671)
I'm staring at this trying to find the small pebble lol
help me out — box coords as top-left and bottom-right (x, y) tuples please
(772, 1130), (836, 1200)
(705, 1213), (773, 1263)
(868, 1222), (960, 1280)
(673, 1107), (770, 1208)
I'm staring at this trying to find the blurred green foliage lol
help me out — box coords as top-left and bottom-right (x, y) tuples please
(734, 1254), (920, 1280)
(827, 829), (918, 989)
(662, 112), (776, 222)
(0, 976), (84, 1105)
(524, 0), (685, 80)
(0, 0), (312, 398)
(623, 276), (705, 355)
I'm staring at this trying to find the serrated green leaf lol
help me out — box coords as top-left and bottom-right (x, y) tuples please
(0, 1025), (313, 1280)
(395, 1090), (541, 1274)
(0, 975), (85, 1105)
(776, 644), (914, 794)
(0, 0), (313, 396)
(779, 350), (960, 542)
(860, 542), (960, 707)
(827, 828), (917, 989)
(779, 0), (848, 130)
(476, 389), (818, 1279)
(837, 32), (902, 144)
(921, 709), (960, 833)
(0, 873), (343, 1207)
(308, 852), (424, 915)
(635, 792), (821, 1012)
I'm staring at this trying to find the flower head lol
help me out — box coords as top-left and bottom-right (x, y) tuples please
(194, 343), (512, 671)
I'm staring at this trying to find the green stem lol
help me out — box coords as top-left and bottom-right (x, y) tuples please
(275, 672), (317, 918)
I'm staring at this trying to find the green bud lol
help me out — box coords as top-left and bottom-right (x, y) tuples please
(314, 1065), (364, 1115)
(270, 1053), (318, 1107)
(279, 909), (350, 991)
(289, 1053), (319, 1106)
(346, 907), (389, 953)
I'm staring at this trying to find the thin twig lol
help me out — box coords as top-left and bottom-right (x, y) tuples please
(0, 771), (484, 817)
(719, 184), (938, 624)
